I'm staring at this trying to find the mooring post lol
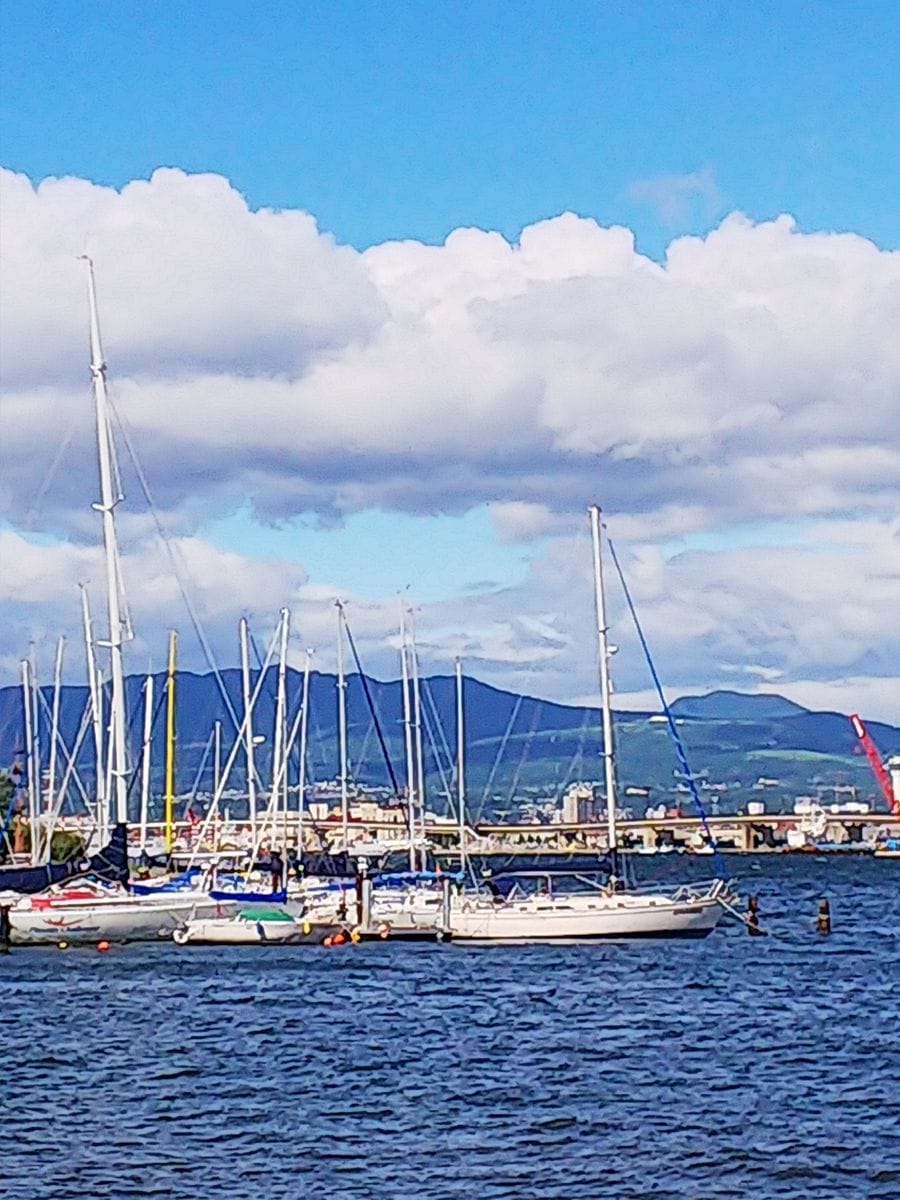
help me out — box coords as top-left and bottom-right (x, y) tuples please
(746, 894), (765, 936)
(0, 904), (11, 953)
(441, 873), (452, 934)
(817, 897), (832, 935)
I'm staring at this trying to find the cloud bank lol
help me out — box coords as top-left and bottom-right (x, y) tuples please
(1, 167), (898, 720)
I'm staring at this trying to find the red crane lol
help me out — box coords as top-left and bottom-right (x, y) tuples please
(849, 714), (899, 814)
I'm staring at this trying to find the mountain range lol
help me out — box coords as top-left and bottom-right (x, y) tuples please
(1, 672), (897, 820)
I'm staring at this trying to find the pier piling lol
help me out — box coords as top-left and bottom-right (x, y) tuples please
(746, 894), (765, 936)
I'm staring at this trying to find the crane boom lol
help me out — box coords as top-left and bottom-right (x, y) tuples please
(849, 713), (898, 814)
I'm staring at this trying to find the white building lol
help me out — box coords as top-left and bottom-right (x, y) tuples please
(562, 782), (600, 824)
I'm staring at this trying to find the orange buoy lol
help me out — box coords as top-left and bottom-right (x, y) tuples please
(333, 931), (347, 946)
(323, 936), (334, 948)
(97, 940), (110, 952)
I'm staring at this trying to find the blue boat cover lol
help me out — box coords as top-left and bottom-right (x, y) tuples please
(210, 888), (288, 904)
(0, 823), (130, 895)
(130, 868), (202, 895)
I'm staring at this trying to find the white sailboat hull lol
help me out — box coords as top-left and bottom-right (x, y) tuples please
(450, 887), (724, 943)
(173, 914), (302, 945)
(9, 890), (229, 945)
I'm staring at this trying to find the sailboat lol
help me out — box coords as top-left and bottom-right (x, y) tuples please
(7, 259), (227, 944)
(449, 506), (726, 943)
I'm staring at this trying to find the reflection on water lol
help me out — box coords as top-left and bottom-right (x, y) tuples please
(3, 856), (899, 1200)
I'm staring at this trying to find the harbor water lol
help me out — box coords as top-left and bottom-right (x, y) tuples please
(3, 855), (899, 1200)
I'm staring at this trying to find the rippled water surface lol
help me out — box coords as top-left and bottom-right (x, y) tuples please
(4, 856), (899, 1200)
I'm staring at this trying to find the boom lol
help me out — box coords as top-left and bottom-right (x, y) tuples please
(849, 713), (898, 814)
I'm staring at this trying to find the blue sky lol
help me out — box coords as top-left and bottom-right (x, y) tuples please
(1, 1), (898, 719)
(200, 505), (541, 601)
(2, 0), (898, 257)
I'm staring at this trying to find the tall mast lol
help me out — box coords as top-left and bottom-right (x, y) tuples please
(297, 649), (312, 857)
(239, 617), (258, 850)
(164, 631), (177, 856)
(272, 608), (290, 849)
(409, 608), (426, 872)
(44, 636), (65, 862)
(21, 658), (37, 864)
(84, 257), (129, 827)
(80, 584), (107, 841)
(100, 670), (112, 833)
(336, 601), (349, 852)
(590, 506), (618, 873)
(399, 603), (416, 869)
(455, 657), (466, 874)
(30, 647), (40, 857)
(46, 638), (64, 817)
(139, 673), (154, 853)
(213, 720), (222, 797)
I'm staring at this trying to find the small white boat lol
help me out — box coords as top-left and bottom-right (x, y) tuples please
(173, 905), (308, 945)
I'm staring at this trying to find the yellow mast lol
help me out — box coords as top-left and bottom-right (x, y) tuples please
(164, 631), (177, 855)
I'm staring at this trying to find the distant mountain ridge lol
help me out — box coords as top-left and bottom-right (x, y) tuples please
(0, 671), (897, 817)
(670, 691), (809, 720)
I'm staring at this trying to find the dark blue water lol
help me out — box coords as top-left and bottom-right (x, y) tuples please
(3, 856), (899, 1200)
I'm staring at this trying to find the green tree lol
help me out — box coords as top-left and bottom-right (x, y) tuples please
(49, 830), (85, 863)
(0, 770), (13, 817)
(0, 770), (16, 863)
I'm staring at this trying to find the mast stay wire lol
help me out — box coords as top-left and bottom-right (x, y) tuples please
(124, 683), (168, 806)
(421, 680), (455, 817)
(186, 726), (216, 813)
(605, 531), (727, 881)
(105, 391), (242, 735)
(35, 688), (92, 812)
(341, 611), (416, 844)
(249, 626), (279, 793)
(557, 706), (593, 799)
(342, 615), (404, 803)
(423, 677), (454, 769)
(20, 392), (85, 532)
(476, 692), (524, 825)
(356, 712), (377, 783)
(505, 698), (543, 807)
(406, 633), (456, 817)
(39, 697), (95, 842)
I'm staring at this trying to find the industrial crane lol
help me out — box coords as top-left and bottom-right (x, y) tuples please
(849, 713), (899, 815)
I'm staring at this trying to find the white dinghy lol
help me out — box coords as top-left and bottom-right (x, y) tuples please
(173, 905), (309, 946)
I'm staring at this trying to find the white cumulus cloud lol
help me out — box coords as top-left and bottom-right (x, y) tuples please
(1, 166), (898, 721)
